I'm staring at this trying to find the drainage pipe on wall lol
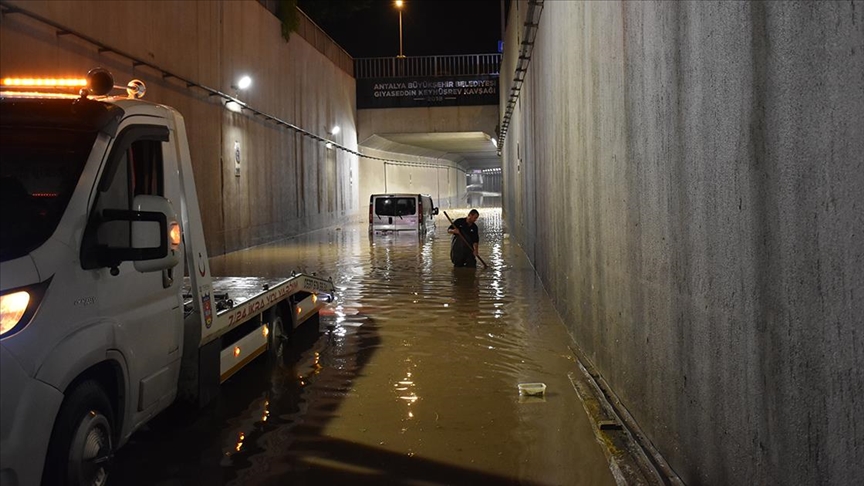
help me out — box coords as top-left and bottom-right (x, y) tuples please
(498, 0), (544, 152)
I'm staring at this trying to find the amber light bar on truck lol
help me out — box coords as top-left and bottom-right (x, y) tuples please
(2, 77), (87, 88)
(1, 69), (146, 99)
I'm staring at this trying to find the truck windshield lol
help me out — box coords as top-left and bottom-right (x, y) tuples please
(1, 98), (121, 261)
(0, 127), (98, 261)
(375, 197), (416, 217)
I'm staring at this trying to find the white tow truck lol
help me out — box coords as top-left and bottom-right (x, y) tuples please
(0, 69), (335, 486)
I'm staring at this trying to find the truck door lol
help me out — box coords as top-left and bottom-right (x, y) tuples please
(88, 119), (183, 422)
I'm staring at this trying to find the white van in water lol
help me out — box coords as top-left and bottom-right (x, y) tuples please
(369, 194), (439, 233)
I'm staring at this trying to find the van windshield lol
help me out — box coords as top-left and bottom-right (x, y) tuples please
(375, 197), (416, 217)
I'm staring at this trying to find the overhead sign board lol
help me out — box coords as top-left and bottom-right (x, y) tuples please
(357, 75), (499, 109)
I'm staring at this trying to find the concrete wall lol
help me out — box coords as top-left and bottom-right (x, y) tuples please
(0, 0), (359, 257)
(501, 1), (863, 484)
(357, 105), (499, 142)
(358, 147), (466, 218)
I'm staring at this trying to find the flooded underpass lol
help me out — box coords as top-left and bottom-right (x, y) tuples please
(111, 208), (618, 486)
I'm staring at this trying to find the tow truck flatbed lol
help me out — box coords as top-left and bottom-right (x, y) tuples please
(183, 273), (335, 346)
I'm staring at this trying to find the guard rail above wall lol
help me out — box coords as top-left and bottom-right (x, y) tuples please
(356, 54), (501, 79)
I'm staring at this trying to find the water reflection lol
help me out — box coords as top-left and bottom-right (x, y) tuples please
(451, 267), (480, 320)
(111, 208), (615, 486)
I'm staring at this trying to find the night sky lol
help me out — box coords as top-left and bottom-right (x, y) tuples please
(298, 0), (504, 58)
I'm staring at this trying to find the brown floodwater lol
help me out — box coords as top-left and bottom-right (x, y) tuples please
(111, 208), (615, 486)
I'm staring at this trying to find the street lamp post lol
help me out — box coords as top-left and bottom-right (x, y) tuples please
(395, 0), (405, 58)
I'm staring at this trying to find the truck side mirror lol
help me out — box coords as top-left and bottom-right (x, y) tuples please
(93, 195), (181, 273)
(131, 195), (181, 273)
(432, 208), (439, 215)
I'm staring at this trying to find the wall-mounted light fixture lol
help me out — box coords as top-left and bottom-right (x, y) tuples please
(325, 142), (334, 150)
(227, 75), (251, 112)
(329, 125), (340, 135)
(234, 75), (252, 91)
(226, 101), (242, 113)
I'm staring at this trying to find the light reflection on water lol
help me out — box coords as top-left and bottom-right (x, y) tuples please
(111, 208), (614, 486)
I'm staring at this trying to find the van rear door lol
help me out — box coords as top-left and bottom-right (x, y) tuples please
(370, 195), (418, 231)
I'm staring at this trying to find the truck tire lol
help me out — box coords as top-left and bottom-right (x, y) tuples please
(268, 308), (287, 362)
(42, 380), (114, 486)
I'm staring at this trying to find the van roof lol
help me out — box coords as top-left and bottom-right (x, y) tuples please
(370, 193), (431, 198)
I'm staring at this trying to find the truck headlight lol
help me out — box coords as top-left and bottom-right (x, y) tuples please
(0, 280), (49, 338)
(0, 291), (30, 336)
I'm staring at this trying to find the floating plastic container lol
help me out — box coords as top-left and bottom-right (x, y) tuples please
(518, 382), (547, 397)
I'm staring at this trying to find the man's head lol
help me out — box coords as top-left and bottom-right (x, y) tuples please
(467, 209), (479, 225)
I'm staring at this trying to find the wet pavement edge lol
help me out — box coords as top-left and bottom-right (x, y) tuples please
(567, 344), (684, 486)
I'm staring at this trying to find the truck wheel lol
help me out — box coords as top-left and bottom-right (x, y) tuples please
(268, 310), (287, 361)
(43, 380), (114, 486)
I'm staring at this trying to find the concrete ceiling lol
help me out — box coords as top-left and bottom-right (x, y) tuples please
(361, 132), (501, 170)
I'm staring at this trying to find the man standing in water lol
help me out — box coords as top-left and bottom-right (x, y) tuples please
(448, 209), (480, 267)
